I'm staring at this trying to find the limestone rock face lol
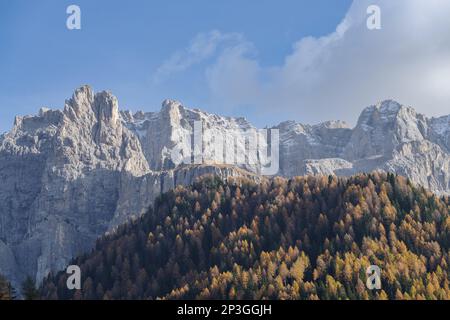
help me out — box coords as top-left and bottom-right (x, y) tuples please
(275, 120), (352, 177)
(0, 86), (449, 287)
(275, 100), (449, 195)
(121, 99), (257, 172)
(0, 86), (151, 285)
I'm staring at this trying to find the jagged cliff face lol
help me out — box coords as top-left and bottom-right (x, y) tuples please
(0, 86), (151, 285)
(0, 86), (449, 286)
(121, 99), (257, 172)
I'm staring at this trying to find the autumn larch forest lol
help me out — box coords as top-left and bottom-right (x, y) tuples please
(2, 172), (449, 300)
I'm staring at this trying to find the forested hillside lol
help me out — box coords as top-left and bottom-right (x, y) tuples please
(40, 173), (450, 300)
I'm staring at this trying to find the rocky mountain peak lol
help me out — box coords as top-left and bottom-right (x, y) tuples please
(63, 86), (119, 126)
(357, 100), (425, 133)
(376, 99), (402, 112)
(315, 120), (350, 129)
(64, 85), (94, 117)
(344, 100), (429, 160)
(93, 90), (120, 126)
(357, 100), (403, 125)
(161, 99), (184, 119)
(162, 99), (182, 110)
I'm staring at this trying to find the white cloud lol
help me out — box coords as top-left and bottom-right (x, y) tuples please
(156, 0), (450, 125)
(152, 30), (249, 83)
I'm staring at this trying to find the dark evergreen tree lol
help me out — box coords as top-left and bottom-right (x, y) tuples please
(21, 276), (39, 300)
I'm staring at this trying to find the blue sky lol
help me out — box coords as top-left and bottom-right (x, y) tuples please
(0, 0), (351, 132)
(1, 0), (450, 132)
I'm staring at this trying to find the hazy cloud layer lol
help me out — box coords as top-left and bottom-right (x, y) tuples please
(154, 0), (450, 125)
(152, 30), (251, 84)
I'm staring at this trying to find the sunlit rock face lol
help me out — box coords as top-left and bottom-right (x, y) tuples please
(0, 86), (449, 287)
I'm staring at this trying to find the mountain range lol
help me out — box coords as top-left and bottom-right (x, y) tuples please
(0, 85), (449, 287)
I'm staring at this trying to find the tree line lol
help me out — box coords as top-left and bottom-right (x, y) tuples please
(0, 275), (39, 300)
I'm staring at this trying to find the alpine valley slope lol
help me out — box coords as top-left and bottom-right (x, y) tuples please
(0, 85), (449, 287)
